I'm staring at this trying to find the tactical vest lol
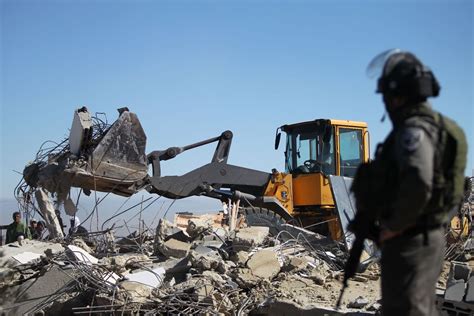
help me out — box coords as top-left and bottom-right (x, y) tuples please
(379, 104), (468, 225)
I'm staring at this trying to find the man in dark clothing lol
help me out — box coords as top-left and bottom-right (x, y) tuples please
(6, 212), (31, 244)
(68, 216), (89, 237)
(360, 50), (467, 316)
(36, 220), (47, 240)
(29, 219), (39, 239)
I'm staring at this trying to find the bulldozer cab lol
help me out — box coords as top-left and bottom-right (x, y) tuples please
(271, 119), (369, 240)
(276, 119), (369, 179)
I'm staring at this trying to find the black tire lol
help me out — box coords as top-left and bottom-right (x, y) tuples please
(242, 206), (287, 236)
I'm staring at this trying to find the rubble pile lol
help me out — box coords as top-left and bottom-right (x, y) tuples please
(0, 217), (383, 315)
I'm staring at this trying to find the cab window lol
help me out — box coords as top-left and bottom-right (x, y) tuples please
(339, 128), (363, 177)
(285, 129), (335, 175)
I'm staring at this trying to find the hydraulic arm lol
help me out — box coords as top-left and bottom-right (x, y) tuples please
(146, 130), (271, 200)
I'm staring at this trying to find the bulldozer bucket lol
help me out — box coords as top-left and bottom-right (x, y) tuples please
(69, 109), (148, 196)
(23, 108), (148, 198)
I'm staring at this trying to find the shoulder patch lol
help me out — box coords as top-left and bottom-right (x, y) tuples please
(400, 127), (424, 152)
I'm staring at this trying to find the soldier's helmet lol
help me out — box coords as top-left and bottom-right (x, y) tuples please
(367, 49), (440, 100)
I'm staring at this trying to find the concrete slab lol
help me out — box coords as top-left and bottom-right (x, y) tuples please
(233, 226), (269, 251)
(0, 265), (75, 315)
(247, 249), (280, 280)
(67, 245), (98, 264)
(124, 267), (165, 288)
(465, 276), (474, 303)
(444, 280), (466, 302)
(159, 238), (191, 258)
(0, 239), (64, 268)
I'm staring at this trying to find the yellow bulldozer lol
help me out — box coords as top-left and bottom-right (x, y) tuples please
(24, 108), (370, 244)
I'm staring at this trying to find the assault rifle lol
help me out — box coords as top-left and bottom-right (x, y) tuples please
(335, 161), (382, 309)
(335, 212), (379, 309)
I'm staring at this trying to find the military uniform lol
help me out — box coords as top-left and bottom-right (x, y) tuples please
(376, 101), (444, 316)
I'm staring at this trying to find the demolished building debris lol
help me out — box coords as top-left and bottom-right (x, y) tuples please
(3, 107), (473, 315)
(2, 214), (474, 315)
(2, 218), (383, 315)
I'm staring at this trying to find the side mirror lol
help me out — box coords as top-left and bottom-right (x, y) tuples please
(274, 128), (281, 150)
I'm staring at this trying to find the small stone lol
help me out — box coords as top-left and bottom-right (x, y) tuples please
(285, 256), (308, 272)
(367, 302), (382, 311)
(352, 275), (368, 283)
(347, 296), (369, 308)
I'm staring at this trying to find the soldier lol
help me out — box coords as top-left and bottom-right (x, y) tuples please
(362, 49), (467, 315)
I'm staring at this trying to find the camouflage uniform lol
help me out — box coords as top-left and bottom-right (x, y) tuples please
(377, 101), (444, 316)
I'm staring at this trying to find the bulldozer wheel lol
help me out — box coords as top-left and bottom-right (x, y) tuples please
(242, 206), (287, 236)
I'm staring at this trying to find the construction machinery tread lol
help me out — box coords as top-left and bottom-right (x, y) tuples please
(242, 206), (287, 236)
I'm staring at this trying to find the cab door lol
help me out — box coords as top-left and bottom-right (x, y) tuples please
(335, 127), (367, 177)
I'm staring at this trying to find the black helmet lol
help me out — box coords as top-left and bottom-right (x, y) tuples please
(367, 49), (440, 99)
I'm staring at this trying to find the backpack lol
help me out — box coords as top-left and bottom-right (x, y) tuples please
(430, 113), (468, 218)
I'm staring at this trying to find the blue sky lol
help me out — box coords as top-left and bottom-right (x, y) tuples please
(0, 0), (472, 225)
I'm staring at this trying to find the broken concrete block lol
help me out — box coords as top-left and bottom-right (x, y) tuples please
(188, 249), (222, 271)
(216, 260), (235, 275)
(0, 240), (64, 269)
(233, 226), (269, 251)
(444, 279), (466, 302)
(284, 256), (308, 272)
(186, 218), (212, 239)
(202, 270), (225, 284)
(246, 249), (280, 280)
(231, 251), (249, 266)
(307, 262), (331, 285)
(202, 234), (224, 248)
(347, 296), (369, 308)
(165, 230), (192, 243)
(159, 257), (192, 275)
(234, 268), (261, 289)
(195, 284), (214, 303)
(194, 245), (214, 255)
(154, 218), (180, 254)
(1, 265), (75, 315)
(159, 238), (191, 258)
(452, 262), (471, 282)
(119, 281), (152, 302)
(465, 276), (474, 303)
(12, 252), (43, 265)
(448, 262), (471, 283)
(99, 253), (150, 273)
